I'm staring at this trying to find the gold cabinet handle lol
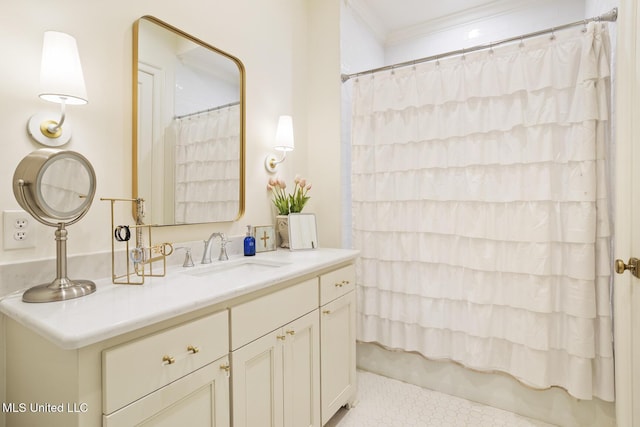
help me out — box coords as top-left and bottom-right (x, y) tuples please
(162, 355), (175, 365)
(220, 363), (230, 378)
(277, 335), (286, 341)
(187, 345), (200, 354)
(322, 310), (331, 315)
(334, 280), (350, 288)
(286, 330), (295, 336)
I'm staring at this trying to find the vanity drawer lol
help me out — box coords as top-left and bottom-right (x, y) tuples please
(102, 310), (228, 415)
(320, 264), (356, 305)
(230, 278), (318, 350)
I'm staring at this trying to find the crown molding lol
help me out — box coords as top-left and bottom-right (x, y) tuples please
(384, 0), (555, 46)
(344, 0), (571, 48)
(344, 0), (388, 44)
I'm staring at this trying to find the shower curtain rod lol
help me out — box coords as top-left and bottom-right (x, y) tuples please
(174, 101), (240, 120)
(341, 7), (618, 82)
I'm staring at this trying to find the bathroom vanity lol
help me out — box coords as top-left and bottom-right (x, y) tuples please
(0, 248), (358, 427)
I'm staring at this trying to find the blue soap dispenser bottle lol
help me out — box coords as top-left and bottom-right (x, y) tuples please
(244, 225), (256, 256)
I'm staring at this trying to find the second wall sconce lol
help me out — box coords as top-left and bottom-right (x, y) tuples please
(27, 31), (88, 147)
(265, 115), (295, 173)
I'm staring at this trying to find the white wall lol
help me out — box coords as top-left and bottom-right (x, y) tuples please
(340, 3), (385, 75)
(0, 1), (342, 293)
(306, 0), (343, 248)
(585, 0), (619, 17)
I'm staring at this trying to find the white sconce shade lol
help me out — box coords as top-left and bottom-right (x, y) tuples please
(27, 31), (88, 147)
(274, 115), (294, 152)
(39, 31), (88, 105)
(265, 115), (295, 173)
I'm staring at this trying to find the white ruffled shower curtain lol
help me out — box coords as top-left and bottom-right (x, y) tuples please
(351, 23), (614, 401)
(173, 103), (240, 223)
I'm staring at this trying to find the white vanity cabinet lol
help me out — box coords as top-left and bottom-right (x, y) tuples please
(0, 250), (359, 427)
(319, 265), (357, 425)
(230, 278), (320, 427)
(2, 309), (230, 427)
(102, 310), (230, 427)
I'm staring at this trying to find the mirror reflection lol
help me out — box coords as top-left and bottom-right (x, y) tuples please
(134, 16), (245, 225)
(39, 156), (92, 216)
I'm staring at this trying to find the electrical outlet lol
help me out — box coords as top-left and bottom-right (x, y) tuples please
(3, 210), (35, 249)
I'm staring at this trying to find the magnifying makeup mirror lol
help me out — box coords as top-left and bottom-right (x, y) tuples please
(13, 149), (97, 303)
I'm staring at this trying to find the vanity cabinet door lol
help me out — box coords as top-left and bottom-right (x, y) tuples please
(231, 329), (285, 427)
(283, 310), (320, 427)
(103, 355), (230, 427)
(231, 310), (320, 427)
(320, 291), (357, 425)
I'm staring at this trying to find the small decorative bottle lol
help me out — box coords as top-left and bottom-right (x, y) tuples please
(244, 225), (256, 256)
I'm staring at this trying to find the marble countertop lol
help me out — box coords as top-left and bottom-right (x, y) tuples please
(0, 248), (358, 350)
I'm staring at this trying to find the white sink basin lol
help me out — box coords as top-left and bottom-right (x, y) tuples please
(182, 258), (289, 278)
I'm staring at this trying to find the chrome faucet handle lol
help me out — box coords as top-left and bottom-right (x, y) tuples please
(174, 246), (195, 267)
(218, 238), (229, 261)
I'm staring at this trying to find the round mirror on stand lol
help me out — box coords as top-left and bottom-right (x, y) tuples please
(13, 149), (97, 303)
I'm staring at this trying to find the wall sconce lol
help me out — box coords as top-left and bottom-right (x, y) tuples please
(27, 31), (88, 147)
(265, 115), (295, 173)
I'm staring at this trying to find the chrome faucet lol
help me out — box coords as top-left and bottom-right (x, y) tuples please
(202, 232), (229, 264)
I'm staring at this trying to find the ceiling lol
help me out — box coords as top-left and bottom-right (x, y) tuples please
(348, 0), (541, 44)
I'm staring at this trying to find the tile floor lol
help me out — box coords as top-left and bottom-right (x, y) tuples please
(326, 370), (556, 427)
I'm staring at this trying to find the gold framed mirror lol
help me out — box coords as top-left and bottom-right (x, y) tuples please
(133, 16), (245, 225)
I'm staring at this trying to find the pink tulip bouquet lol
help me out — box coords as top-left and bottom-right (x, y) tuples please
(267, 175), (312, 215)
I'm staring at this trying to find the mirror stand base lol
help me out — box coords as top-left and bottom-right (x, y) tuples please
(22, 279), (96, 303)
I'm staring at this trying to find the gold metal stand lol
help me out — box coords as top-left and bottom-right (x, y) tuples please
(101, 197), (172, 285)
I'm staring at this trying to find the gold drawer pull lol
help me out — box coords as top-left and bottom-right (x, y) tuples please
(187, 345), (200, 354)
(322, 310), (331, 315)
(286, 330), (295, 336)
(162, 355), (175, 365)
(334, 280), (350, 288)
(277, 335), (286, 341)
